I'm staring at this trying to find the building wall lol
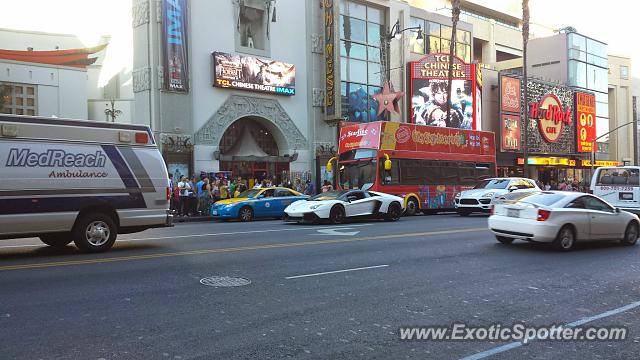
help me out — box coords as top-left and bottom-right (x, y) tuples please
(608, 55), (634, 163)
(526, 34), (568, 84)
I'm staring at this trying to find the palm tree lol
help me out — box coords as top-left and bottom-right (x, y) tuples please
(445, 0), (460, 127)
(522, 0), (530, 177)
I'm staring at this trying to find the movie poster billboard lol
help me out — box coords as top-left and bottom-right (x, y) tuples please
(575, 92), (596, 152)
(161, 0), (189, 93)
(409, 53), (477, 130)
(212, 52), (295, 96)
(501, 114), (521, 151)
(500, 76), (521, 113)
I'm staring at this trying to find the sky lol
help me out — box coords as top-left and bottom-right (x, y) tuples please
(0, 0), (635, 78)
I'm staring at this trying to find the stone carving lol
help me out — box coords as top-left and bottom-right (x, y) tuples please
(194, 95), (308, 150)
(132, 67), (151, 92)
(311, 33), (323, 54)
(312, 88), (324, 107)
(132, 0), (150, 28)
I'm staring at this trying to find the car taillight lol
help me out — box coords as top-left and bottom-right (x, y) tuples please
(166, 187), (171, 201)
(537, 209), (551, 221)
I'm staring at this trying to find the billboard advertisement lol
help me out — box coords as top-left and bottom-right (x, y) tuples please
(575, 92), (596, 152)
(338, 122), (382, 154)
(409, 53), (477, 130)
(324, 0), (336, 115)
(501, 113), (521, 151)
(500, 76), (521, 113)
(212, 52), (295, 96)
(161, 0), (189, 93)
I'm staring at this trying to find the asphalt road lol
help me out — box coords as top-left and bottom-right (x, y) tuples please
(1, 214), (639, 359)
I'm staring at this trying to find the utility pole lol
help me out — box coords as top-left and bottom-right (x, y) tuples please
(521, 0), (530, 178)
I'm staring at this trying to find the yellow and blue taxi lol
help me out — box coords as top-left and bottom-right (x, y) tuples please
(210, 187), (308, 221)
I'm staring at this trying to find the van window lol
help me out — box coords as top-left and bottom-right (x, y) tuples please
(597, 168), (640, 186)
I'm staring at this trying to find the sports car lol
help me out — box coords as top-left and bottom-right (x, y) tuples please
(283, 190), (404, 224)
(210, 187), (308, 222)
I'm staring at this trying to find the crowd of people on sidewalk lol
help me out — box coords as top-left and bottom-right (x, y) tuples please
(536, 179), (590, 193)
(168, 173), (319, 217)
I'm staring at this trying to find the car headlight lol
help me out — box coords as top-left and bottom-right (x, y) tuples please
(455, 192), (461, 198)
(309, 204), (323, 210)
(482, 192), (495, 198)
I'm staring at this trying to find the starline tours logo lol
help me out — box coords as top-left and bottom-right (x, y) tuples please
(529, 94), (571, 143)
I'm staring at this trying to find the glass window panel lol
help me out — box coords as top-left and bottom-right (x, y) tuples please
(409, 17), (425, 53)
(26, 87), (34, 96)
(340, 16), (367, 43)
(568, 60), (587, 87)
(343, 58), (367, 83)
(586, 38), (607, 57)
(26, 109), (35, 116)
(441, 25), (452, 40)
(368, 86), (383, 122)
(456, 30), (470, 44)
(595, 116), (609, 138)
(367, 6), (383, 24)
(347, 1), (367, 20)
(15, 97), (23, 106)
(464, 45), (471, 62)
(587, 65), (608, 92)
(339, 1), (347, 15)
(595, 92), (608, 103)
(620, 65), (629, 79)
(596, 101), (608, 118)
(427, 22), (440, 36)
(344, 82), (370, 123)
(569, 48), (586, 61)
(14, 86), (22, 94)
(568, 33), (586, 52)
(341, 40), (367, 59)
(428, 36), (440, 53)
(26, 98), (34, 106)
(367, 22), (382, 46)
(340, 57), (347, 81)
(586, 54), (607, 68)
(455, 42), (468, 61)
(367, 46), (381, 63)
(16, 108), (23, 115)
(441, 39), (451, 53)
(368, 64), (383, 86)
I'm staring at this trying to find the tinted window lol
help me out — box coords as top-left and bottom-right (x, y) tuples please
(310, 191), (347, 201)
(394, 159), (494, 186)
(565, 197), (586, 209)
(474, 179), (509, 189)
(517, 193), (565, 206)
(275, 189), (294, 197)
(583, 196), (613, 212)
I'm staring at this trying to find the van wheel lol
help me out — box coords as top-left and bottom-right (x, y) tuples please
(404, 198), (419, 216)
(39, 233), (73, 248)
(72, 213), (117, 253)
(621, 222), (639, 246)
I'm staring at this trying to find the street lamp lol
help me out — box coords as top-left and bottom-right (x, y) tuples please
(387, 19), (424, 44)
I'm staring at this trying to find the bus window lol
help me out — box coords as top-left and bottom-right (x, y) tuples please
(380, 159), (400, 185)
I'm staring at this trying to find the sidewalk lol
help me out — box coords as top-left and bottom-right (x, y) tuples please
(172, 212), (215, 223)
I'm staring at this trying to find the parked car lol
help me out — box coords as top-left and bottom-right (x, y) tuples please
(284, 190), (404, 224)
(210, 187), (307, 222)
(488, 191), (640, 251)
(454, 177), (540, 216)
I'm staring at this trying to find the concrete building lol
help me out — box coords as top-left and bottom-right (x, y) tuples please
(607, 55), (634, 165)
(0, 28), (133, 123)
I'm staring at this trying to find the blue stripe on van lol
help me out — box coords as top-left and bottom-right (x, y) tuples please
(101, 144), (140, 190)
(0, 194), (147, 215)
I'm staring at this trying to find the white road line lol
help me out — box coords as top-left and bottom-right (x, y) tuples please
(460, 300), (640, 360)
(0, 224), (372, 249)
(285, 264), (389, 279)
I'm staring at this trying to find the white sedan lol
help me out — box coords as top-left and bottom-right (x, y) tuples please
(284, 190), (404, 224)
(489, 191), (640, 251)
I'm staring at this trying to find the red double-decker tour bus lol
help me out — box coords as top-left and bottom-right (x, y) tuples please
(329, 121), (497, 215)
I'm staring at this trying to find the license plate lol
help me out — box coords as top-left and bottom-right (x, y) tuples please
(211, 210), (218, 215)
(507, 209), (519, 218)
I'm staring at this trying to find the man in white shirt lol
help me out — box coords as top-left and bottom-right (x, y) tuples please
(177, 175), (192, 216)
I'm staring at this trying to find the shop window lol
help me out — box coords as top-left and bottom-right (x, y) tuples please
(234, 0), (273, 56)
(1, 82), (37, 116)
(620, 65), (629, 80)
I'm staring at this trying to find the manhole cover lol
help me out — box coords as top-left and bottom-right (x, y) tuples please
(200, 276), (251, 287)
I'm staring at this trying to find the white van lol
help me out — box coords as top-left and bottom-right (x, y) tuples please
(590, 166), (640, 214)
(0, 114), (173, 252)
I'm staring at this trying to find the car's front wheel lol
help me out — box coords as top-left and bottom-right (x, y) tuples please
(384, 202), (402, 222)
(552, 225), (575, 251)
(238, 206), (254, 222)
(621, 222), (639, 246)
(329, 205), (345, 224)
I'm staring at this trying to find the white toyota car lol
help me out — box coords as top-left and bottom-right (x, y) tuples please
(284, 190), (404, 224)
(489, 191), (640, 251)
(454, 177), (540, 216)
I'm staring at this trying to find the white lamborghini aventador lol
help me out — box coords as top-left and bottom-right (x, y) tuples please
(283, 190), (405, 224)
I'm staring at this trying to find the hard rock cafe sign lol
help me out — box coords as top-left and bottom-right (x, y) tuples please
(528, 94), (571, 143)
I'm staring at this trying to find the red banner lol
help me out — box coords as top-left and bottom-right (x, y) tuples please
(338, 122), (382, 154)
(500, 76), (521, 113)
(575, 92), (596, 152)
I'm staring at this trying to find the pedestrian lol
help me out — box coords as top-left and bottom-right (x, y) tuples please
(304, 179), (315, 196)
(229, 179), (237, 198)
(294, 178), (304, 193)
(198, 178), (213, 215)
(177, 175), (192, 216)
(220, 180), (229, 199)
(544, 182), (551, 191)
(321, 180), (333, 193)
(168, 173), (176, 213)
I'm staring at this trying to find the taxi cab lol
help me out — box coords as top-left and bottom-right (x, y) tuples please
(210, 187), (308, 222)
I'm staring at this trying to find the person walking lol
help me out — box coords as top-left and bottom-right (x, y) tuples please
(304, 179), (315, 196)
(198, 178), (213, 215)
(177, 175), (192, 216)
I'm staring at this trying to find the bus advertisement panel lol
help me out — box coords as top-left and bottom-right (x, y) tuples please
(336, 122), (496, 215)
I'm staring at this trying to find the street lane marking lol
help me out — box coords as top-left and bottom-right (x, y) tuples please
(285, 264), (388, 279)
(0, 224), (372, 249)
(459, 300), (640, 360)
(312, 228), (360, 236)
(0, 227), (486, 271)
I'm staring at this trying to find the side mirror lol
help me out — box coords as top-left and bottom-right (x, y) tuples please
(615, 207), (621, 213)
(508, 185), (518, 192)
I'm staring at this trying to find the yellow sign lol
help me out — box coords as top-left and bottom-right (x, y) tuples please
(581, 160), (623, 167)
(517, 157), (576, 166)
